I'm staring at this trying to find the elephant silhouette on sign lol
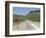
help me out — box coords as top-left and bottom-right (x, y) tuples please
(16, 16), (21, 23)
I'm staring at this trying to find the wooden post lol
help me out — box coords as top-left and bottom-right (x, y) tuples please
(16, 16), (21, 28)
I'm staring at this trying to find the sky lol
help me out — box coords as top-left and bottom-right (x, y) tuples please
(13, 7), (40, 16)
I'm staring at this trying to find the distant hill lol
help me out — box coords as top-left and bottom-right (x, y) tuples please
(26, 10), (40, 22)
(27, 10), (40, 14)
(30, 10), (40, 13)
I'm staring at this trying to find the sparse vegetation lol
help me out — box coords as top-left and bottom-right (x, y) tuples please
(13, 10), (40, 24)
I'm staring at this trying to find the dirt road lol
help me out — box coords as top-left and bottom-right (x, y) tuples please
(13, 20), (40, 31)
